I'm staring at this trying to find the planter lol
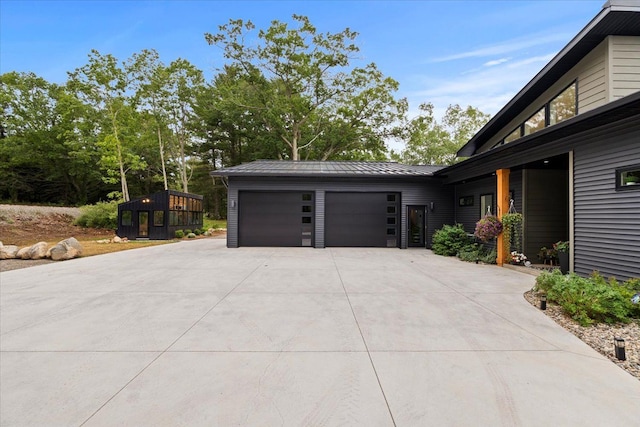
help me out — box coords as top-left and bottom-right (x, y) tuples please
(558, 251), (569, 274)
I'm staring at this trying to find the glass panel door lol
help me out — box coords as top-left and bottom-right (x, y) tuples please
(138, 211), (149, 237)
(407, 205), (426, 247)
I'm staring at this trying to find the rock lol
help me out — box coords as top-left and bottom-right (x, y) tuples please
(112, 236), (122, 243)
(0, 245), (19, 260)
(17, 246), (30, 259)
(187, 233), (196, 238)
(27, 242), (48, 259)
(48, 237), (83, 261)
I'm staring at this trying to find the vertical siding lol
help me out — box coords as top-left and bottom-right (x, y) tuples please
(577, 40), (608, 113)
(523, 169), (569, 261)
(574, 128), (640, 280)
(225, 177), (453, 249)
(609, 36), (640, 100)
(315, 190), (325, 248)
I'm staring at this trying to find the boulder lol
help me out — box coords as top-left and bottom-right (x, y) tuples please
(27, 241), (48, 259)
(0, 245), (19, 260)
(112, 235), (122, 243)
(17, 246), (30, 259)
(48, 237), (83, 261)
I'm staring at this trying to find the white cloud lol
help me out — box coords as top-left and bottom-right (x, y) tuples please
(483, 58), (509, 67)
(431, 32), (571, 63)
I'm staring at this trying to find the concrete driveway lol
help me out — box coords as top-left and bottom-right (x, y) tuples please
(1, 239), (638, 426)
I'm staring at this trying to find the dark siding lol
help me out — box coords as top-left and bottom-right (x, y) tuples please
(454, 176), (496, 234)
(574, 130), (640, 280)
(226, 177), (453, 249)
(523, 169), (569, 260)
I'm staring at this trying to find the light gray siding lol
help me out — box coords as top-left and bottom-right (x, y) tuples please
(226, 177), (453, 249)
(574, 127), (640, 280)
(609, 36), (640, 100)
(577, 40), (608, 113)
(523, 169), (569, 261)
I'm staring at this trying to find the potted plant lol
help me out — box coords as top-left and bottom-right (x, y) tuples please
(624, 174), (639, 185)
(474, 215), (503, 243)
(554, 240), (569, 274)
(502, 212), (523, 254)
(510, 251), (528, 265)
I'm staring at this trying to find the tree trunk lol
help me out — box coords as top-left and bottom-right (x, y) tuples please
(158, 127), (168, 190)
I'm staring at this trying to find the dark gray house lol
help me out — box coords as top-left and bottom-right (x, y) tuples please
(117, 190), (204, 240)
(213, 0), (640, 280)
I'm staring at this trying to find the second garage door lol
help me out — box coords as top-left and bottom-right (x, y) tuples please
(238, 191), (314, 247)
(325, 192), (399, 247)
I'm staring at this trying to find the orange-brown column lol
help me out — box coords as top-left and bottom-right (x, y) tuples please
(496, 169), (510, 266)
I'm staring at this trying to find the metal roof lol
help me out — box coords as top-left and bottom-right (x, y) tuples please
(457, 0), (640, 157)
(212, 160), (443, 178)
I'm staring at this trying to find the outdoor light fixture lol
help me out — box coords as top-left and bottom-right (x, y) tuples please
(429, 201), (435, 212)
(142, 198), (151, 203)
(230, 200), (236, 208)
(543, 159), (550, 165)
(540, 294), (547, 310)
(614, 337), (626, 361)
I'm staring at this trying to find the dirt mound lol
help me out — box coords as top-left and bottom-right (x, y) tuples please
(0, 205), (113, 247)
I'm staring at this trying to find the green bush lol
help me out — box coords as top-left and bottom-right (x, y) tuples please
(175, 230), (184, 238)
(457, 244), (497, 264)
(184, 229), (192, 235)
(432, 224), (473, 256)
(74, 201), (118, 229)
(534, 270), (639, 326)
(194, 228), (202, 236)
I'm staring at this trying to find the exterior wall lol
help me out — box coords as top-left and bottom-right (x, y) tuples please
(609, 36), (640, 100)
(523, 169), (569, 260)
(573, 127), (640, 280)
(226, 177), (453, 249)
(453, 170), (523, 234)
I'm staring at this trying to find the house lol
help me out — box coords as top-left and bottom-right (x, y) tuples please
(213, 0), (640, 280)
(117, 190), (204, 240)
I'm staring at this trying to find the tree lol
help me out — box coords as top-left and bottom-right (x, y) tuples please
(393, 103), (490, 166)
(205, 15), (406, 161)
(67, 50), (146, 201)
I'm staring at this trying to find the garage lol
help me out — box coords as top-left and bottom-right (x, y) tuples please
(238, 191), (314, 247)
(325, 192), (399, 247)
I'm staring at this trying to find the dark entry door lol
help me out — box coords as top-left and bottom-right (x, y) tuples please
(407, 205), (426, 247)
(238, 191), (314, 247)
(138, 211), (149, 237)
(325, 192), (399, 247)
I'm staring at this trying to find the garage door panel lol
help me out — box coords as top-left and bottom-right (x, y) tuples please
(239, 192), (313, 247)
(325, 192), (398, 247)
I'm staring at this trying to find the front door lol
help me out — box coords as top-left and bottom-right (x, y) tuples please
(138, 211), (149, 237)
(407, 205), (426, 247)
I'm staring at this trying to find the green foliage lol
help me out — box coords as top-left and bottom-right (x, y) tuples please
(174, 230), (184, 238)
(432, 224), (472, 256)
(554, 240), (569, 253)
(534, 270), (639, 326)
(391, 103), (490, 166)
(184, 229), (192, 235)
(501, 213), (523, 254)
(194, 228), (202, 235)
(74, 201), (118, 229)
(457, 244), (497, 264)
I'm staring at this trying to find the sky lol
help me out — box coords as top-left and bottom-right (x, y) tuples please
(1, 0), (604, 144)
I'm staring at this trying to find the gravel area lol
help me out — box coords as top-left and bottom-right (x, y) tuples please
(0, 204), (81, 220)
(524, 290), (639, 381)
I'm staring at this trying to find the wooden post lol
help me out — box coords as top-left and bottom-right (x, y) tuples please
(496, 169), (510, 266)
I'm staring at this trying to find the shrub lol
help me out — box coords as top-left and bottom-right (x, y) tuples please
(457, 244), (497, 264)
(184, 229), (192, 235)
(74, 201), (118, 229)
(432, 224), (473, 256)
(534, 270), (638, 326)
(194, 228), (202, 236)
(175, 230), (184, 238)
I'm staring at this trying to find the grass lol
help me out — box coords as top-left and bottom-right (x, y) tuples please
(204, 218), (227, 230)
(80, 239), (175, 257)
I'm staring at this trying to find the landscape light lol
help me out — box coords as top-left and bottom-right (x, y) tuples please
(614, 338), (626, 361)
(540, 295), (547, 310)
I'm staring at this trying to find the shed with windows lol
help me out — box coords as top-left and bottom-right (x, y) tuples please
(117, 190), (204, 240)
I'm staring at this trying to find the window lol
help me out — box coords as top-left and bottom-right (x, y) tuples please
(459, 195), (474, 207)
(480, 194), (493, 217)
(302, 193), (312, 201)
(121, 210), (132, 226)
(302, 217), (312, 224)
(524, 107), (545, 136)
(387, 194), (396, 202)
(302, 205), (312, 213)
(504, 127), (521, 144)
(153, 211), (164, 226)
(387, 206), (396, 214)
(387, 217), (396, 225)
(549, 82), (576, 125)
(616, 165), (640, 191)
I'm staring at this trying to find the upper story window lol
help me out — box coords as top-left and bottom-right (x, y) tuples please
(499, 80), (577, 147)
(549, 82), (576, 125)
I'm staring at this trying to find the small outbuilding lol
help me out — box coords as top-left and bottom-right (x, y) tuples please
(117, 190), (204, 240)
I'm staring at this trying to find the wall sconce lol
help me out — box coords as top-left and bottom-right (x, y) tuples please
(614, 337), (626, 361)
(230, 199), (237, 208)
(142, 198), (151, 203)
(429, 201), (435, 212)
(539, 294), (547, 310)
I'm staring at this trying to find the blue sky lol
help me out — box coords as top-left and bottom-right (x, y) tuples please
(2, 0), (603, 123)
